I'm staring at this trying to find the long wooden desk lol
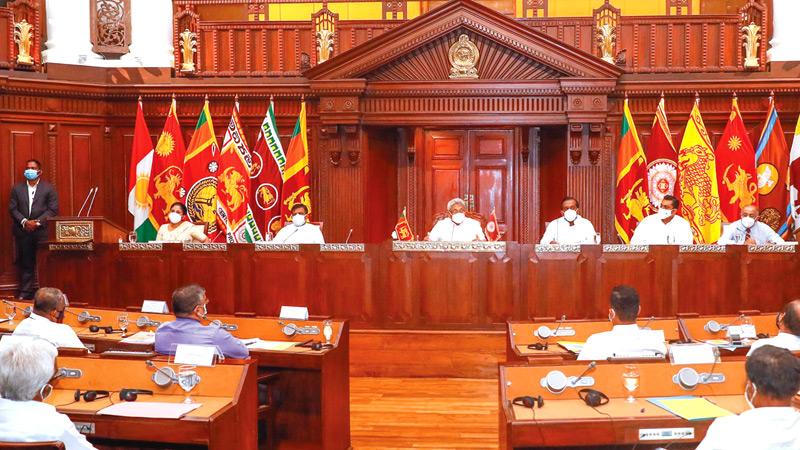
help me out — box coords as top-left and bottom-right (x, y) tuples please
(49, 356), (257, 450)
(1, 301), (351, 450)
(35, 242), (800, 330)
(500, 360), (749, 449)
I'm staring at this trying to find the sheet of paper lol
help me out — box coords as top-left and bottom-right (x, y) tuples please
(246, 339), (295, 351)
(120, 331), (155, 345)
(669, 343), (717, 365)
(97, 402), (201, 419)
(557, 341), (585, 353)
(648, 396), (734, 421)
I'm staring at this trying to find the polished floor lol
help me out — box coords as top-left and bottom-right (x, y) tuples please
(350, 377), (499, 449)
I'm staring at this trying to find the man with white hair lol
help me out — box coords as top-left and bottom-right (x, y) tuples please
(12, 287), (85, 349)
(427, 198), (486, 242)
(0, 339), (96, 449)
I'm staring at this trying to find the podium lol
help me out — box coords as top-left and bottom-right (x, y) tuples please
(48, 216), (127, 243)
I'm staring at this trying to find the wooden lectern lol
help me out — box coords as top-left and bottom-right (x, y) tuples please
(48, 216), (127, 243)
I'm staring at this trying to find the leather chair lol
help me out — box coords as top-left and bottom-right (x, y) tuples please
(0, 442), (65, 450)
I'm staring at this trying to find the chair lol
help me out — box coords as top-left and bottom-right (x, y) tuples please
(0, 442), (65, 450)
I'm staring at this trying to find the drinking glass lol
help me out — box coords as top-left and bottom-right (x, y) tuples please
(118, 314), (129, 337)
(593, 233), (601, 245)
(178, 365), (201, 404)
(622, 364), (640, 403)
(323, 320), (333, 345)
(5, 303), (16, 325)
(127, 231), (137, 243)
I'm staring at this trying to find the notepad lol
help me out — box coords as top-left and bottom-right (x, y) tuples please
(245, 339), (295, 351)
(557, 341), (585, 353)
(648, 396), (734, 421)
(120, 331), (155, 345)
(98, 402), (201, 419)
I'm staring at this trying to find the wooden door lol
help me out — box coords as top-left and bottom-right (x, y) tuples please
(421, 129), (515, 238)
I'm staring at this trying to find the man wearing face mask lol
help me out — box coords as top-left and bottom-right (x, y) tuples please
(11, 287), (85, 349)
(427, 198), (486, 242)
(8, 159), (59, 299)
(540, 196), (598, 244)
(272, 203), (325, 244)
(718, 204), (784, 245)
(629, 195), (693, 245)
(696, 345), (800, 450)
(746, 299), (800, 356)
(154, 284), (249, 359)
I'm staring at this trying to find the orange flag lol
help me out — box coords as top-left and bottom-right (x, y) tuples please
(755, 95), (790, 233)
(614, 98), (650, 243)
(148, 96), (187, 229)
(715, 96), (758, 223)
(280, 101), (311, 222)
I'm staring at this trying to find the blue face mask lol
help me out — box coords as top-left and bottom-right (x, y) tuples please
(24, 169), (39, 181)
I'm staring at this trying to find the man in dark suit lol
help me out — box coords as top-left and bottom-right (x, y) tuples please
(8, 159), (58, 299)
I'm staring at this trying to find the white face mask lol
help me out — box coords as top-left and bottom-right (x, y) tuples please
(563, 209), (578, 222)
(292, 214), (306, 227)
(451, 212), (466, 225)
(657, 208), (673, 220)
(744, 383), (756, 409)
(168, 212), (182, 224)
(741, 216), (756, 228)
(197, 302), (208, 319)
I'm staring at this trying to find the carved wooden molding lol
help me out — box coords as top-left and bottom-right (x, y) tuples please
(392, 241), (507, 253)
(174, 4), (200, 76)
(312, 6), (338, 65)
(90, 0), (132, 59)
(666, 0), (691, 16)
(382, 0), (408, 20)
(738, 0), (767, 72)
(521, 0), (547, 18)
(593, 0), (619, 65)
(7, 0), (42, 70)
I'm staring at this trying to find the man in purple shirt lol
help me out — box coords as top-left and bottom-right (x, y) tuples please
(154, 284), (249, 359)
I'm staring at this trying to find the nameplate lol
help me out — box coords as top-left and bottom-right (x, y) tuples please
(182, 242), (227, 252)
(254, 243), (300, 252)
(48, 243), (94, 251)
(669, 343), (717, 365)
(534, 244), (581, 253)
(174, 344), (217, 367)
(392, 241), (506, 253)
(74, 422), (96, 435)
(747, 244), (796, 253)
(279, 306), (309, 320)
(321, 243), (365, 252)
(603, 244), (649, 253)
(141, 300), (168, 314)
(679, 244), (726, 253)
(120, 242), (163, 251)
(727, 324), (756, 339)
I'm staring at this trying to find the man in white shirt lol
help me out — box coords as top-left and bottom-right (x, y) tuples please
(12, 287), (85, 349)
(747, 299), (800, 356)
(630, 195), (693, 245)
(427, 198), (486, 242)
(578, 285), (666, 361)
(272, 203), (325, 244)
(697, 345), (800, 450)
(0, 339), (97, 450)
(540, 196), (598, 244)
(718, 204), (785, 245)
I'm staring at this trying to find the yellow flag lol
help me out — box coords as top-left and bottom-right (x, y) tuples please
(677, 99), (722, 243)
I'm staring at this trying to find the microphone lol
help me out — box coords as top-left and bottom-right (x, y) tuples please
(69, 310), (101, 323)
(536, 314), (566, 339)
(77, 187), (95, 217)
(145, 360), (178, 386)
(345, 228), (353, 243)
(640, 316), (655, 330)
(571, 361), (597, 387)
(86, 186), (99, 216)
(1, 300), (31, 318)
(136, 316), (161, 328)
(210, 319), (238, 331)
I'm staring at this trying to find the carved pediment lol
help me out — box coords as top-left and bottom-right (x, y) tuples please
(305, 0), (622, 81)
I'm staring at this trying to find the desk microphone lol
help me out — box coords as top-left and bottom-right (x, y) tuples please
(572, 361), (597, 387)
(68, 310), (101, 323)
(210, 319), (238, 331)
(345, 228), (353, 243)
(145, 360), (178, 386)
(2, 300), (32, 318)
(640, 316), (655, 330)
(552, 314), (567, 336)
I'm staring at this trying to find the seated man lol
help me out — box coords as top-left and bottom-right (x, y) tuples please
(12, 287), (84, 349)
(718, 204), (785, 245)
(427, 198), (486, 242)
(697, 345), (800, 450)
(154, 284), (248, 359)
(630, 195), (693, 245)
(577, 285), (666, 361)
(747, 299), (800, 356)
(272, 203), (325, 244)
(540, 196), (597, 244)
(0, 339), (97, 449)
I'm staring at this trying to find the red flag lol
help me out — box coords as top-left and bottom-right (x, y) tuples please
(148, 96), (187, 228)
(715, 96), (758, 223)
(182, 99), (221, 240)
(485, 209), (500, 241)
(250, 99), (286, 239)
(755, 95), (790, 232)
(614, 98), (650, 243)
(645, 96), (677, 209)
(280, 101), (311, 221)
(392, 208), (414, 241)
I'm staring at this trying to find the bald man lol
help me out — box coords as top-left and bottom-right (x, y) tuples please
(747, 299), (800, 356)
(718, 205), (785, 245)
(12, 287), (84, 349)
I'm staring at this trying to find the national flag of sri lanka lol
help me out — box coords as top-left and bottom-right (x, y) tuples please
(677, 98), (721, 243)
(755, 95), (790, 233)
(148, 96), (186, 229)
(614, 98), (650, 244)
(715, 96), (758, 223)
(645, 96), (677, 209)
(392, 207), (414, 241)
(251, 98), (286, 239)
(280, 100), (311, 222)
(182, 98), (221, 240)
(789, 113), (800, 237)
(127, 99), (157, 242)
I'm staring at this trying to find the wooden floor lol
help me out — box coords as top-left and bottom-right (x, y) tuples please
(350, 377), (499, 449)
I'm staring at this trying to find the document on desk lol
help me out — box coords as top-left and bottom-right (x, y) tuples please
(648, 396), (734, 421)
(120, 331), (156, 345)
(245, 339), (295, 351)
(557, 341), (585, 353)
(98, 402), (201, 419)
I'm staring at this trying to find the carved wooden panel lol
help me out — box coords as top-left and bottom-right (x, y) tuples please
(5, 0), (44, 70)
(90, 0), (132, 58)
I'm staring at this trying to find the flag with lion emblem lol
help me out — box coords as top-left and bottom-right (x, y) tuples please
(147, 96), (187, 231)
(280, 101), (312, 222)
(182, 98), (221, 240)
(217, 100), (262, 243)
(678, 98), (721, 243)
(614, 98), (650, 244)
(250, 98), (286, 239)
(755, 95), (790, 233)
(715, 96), (758, 223)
